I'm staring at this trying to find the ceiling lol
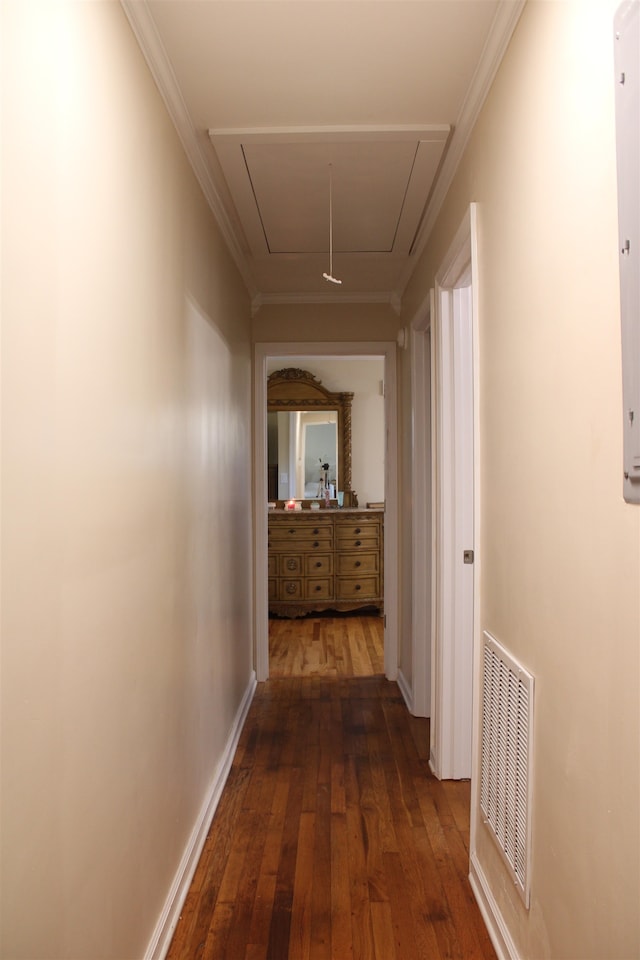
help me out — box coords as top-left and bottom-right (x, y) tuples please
(122, 0), (525, 313)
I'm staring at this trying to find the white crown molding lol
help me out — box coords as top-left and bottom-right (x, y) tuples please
(209, 123), (451, 142)
(120, 0), (258, 300)
(396, 0), (526, 301)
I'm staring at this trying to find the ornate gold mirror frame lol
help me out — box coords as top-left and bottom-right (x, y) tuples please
(267, 368), (354, 499)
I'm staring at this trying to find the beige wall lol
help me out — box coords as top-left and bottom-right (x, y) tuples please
(253, 301), (399, 343)
(403, 1), (639, 957)
(1, 3), (253, 958)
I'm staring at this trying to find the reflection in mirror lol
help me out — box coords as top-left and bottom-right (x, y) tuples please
(267, 367), (353, 503)
(267, 411), (337, 500)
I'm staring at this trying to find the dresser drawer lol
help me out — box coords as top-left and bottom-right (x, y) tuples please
(305, 554), (333, 576)
(335, 534), (379, 552)
(269, 519), (332, 542)
(336, 552), (378, 575)
(335, 518), (380, 539)
(270, 537), (333, 554)
(336, 577), (379, 600)
(268, 554), (277, 577)
(305, 578), (333, 600)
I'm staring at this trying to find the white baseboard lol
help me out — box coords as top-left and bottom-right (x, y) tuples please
(396, 668), (414, 714)
(469, 851), (519, 960)
(145, 670), (258, 960)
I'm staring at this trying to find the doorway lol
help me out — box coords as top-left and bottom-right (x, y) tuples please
(254, 342), (398, 682)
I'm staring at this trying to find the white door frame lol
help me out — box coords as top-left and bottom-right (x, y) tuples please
(253, 341), (398, 682)
(408, 290), (435, 717)
(430, 204), (480, 780)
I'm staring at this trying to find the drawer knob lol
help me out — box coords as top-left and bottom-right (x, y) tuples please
(288, 529), (295, 535)
(355, 584), (361, 591)
(313, 528), (319, 535)
(315, 585), (321, 591)
(313, 541), (319, 547)
(316, 561), (322, 568)
(355, 540), (361, 547)
(355, 561), (361, 568)
(355, 527), (361, 534)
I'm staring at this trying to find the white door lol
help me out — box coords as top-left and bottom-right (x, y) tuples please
(430, 208), (477, 781)
(409, 292), (434, 720)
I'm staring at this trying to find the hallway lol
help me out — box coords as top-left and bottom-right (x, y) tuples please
(166, 618), (496, 959)
(4, 5), (639, 957)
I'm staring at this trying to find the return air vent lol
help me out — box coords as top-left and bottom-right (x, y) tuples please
(480, 631), (534, 907)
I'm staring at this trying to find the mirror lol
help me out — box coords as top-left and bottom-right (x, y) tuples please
(268, 410), (338, 500)
(267, 368), (353, 502)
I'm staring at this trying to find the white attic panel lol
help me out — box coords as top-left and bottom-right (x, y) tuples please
(210, 126), (449, 261)
(246, 140), (418, 254)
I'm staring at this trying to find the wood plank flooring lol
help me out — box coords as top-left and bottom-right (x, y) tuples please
(166, 616), (495, 960)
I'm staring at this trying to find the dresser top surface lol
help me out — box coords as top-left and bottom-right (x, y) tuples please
(268, 507), (383, 516)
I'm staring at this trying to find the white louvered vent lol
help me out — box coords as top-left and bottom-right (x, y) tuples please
(480, 631), (535, 908)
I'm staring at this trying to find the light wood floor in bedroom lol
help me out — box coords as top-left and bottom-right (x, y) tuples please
(269, 612), (385, 677)
(166, 614), (496, 960)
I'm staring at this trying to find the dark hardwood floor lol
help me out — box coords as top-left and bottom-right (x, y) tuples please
(166, 616), (496, 959)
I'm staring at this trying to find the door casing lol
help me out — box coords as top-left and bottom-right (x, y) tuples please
(253, 340), (398, 682)
(430, 204), (480, 782)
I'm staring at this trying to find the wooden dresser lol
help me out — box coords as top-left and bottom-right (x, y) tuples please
(268, 508), (383, 618)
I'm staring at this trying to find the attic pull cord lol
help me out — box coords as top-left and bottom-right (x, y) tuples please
(322, 163), (342, 285)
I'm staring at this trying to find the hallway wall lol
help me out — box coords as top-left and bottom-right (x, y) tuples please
(1, 3), (253, 958)
(402, 1), (639, 958)
(252, 301), (399, 344)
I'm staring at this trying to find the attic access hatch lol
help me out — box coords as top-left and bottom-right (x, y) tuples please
(208, 126), (450, 261)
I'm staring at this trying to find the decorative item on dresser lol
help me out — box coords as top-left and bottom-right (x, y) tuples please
(268, 508), (384, 618)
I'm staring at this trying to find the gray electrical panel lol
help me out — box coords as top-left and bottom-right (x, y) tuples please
(614, 1), (640, 503)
